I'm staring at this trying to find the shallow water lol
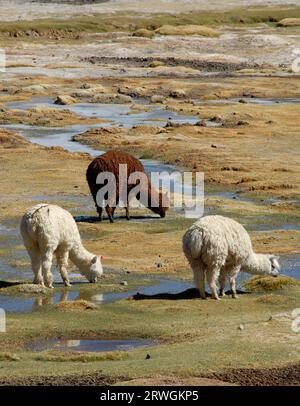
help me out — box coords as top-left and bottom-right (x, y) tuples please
(6, 98), (201, 127)
(27, 338), (153, 353)
(0, 277), (193, 313)
(1, 98), (300, 314)
(0, 254), (299, 313)
(195, 97), (300, 105)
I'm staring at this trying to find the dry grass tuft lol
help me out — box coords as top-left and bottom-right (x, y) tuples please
(244, 275), (300, 292)
(255, 294), (291, 305)
(155, 25), (222, 37)
(0, 352), (20, 361)
(277, 18), (300, 27)
(0, 129), (32, 149)
(132, 28), (155, 39)
(34, 350), (127, 363)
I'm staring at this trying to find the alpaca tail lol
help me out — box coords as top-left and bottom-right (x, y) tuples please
(182, 226), (203, 261)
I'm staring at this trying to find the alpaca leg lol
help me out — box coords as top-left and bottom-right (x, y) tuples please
(41, 249), (54, 289)
(191, 261), (206, 299)
(56, 250), (71, 287)
(219, 268), (227, 297)
(207, 268), (220, 300)
(106, 206), (114, 223)
(125, 205), (130, 220)
(27, 244), (43, 285)
(229, 267), (240, 299)
(97, 206), (103, 222)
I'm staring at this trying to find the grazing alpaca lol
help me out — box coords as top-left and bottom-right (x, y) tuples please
(182, 215), (280, 300)
(20, 204), (103, 288)
(86, 150), (169, 222)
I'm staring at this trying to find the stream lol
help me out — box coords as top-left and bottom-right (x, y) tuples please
(0, 97), (299, 313)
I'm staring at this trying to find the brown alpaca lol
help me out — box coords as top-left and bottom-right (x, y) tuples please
(86, 150), (169, 222)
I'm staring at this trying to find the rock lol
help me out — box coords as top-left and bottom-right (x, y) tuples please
(118, 86), (145, 98)
(132, 28), (155, 39)
(92, 93), (132, 104)
(169, 89), (186, 98)
(71, 86), (106, 98)
(54, 95), (77, 105)
(19, 85), (47, 94)
(2, 86), (18, 94)
(238, 324), (244, 331)
(120, 281), (128, 286)
(145, 354), (151, 359)
(149, 60), (165, 68)
(150, 95), (165, 103)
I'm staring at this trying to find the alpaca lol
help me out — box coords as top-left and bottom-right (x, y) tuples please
(86, 150), (169, 223)
(20, 204), (103, 288)
(182, 215), (280, 300)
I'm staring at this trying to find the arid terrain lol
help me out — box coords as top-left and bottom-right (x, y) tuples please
(0, 0), (299, 386)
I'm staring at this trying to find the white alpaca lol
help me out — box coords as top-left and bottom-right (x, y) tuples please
(20, 204), (103, 288)
(182, 215), (280, 300)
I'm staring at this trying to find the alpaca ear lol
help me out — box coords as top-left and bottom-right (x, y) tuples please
(92, 256), (98, 264)
(269, 255), (280, 261)
(269, 255), (280, 270)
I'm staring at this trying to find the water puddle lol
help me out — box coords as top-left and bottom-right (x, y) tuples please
(27, 338), (153, 353)
(0, 277), (193, 313)
(0, 254), (299, 313)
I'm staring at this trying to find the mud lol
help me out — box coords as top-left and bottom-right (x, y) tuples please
(208, 364), (300, 386)
(83, 56), (254, 72)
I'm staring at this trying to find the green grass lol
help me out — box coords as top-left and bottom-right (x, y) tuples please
(0, 283), (300, 380)
(0, 7), (300, 37)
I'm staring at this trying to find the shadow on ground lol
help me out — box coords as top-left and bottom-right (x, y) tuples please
(132, 288), (249, 300)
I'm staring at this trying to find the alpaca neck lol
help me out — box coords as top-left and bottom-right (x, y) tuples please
(243, 253), (266, 275)
(69, 244), (93, 271)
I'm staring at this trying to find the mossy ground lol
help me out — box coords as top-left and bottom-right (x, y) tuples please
(0, 285), (299, 382)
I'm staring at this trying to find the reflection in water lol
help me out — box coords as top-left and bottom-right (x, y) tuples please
(0, 253), (300, 313)
(28, 338), (154, 353)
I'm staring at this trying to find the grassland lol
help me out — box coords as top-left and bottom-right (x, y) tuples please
(0, 2), (299, 385)
(0, 6), (300, 38)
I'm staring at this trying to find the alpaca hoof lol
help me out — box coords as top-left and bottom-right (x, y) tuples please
(64, 281), (72, 287)
(212, 296), (220, 300)
(232, 295), (238, 299)
(47, 284), (54, 289)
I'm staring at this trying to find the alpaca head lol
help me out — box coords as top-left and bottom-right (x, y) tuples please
(150, 190), (170, 218)
(250, 254), (280, 276)
(82, 255), (103, 283)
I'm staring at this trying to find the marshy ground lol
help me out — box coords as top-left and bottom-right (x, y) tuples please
(0, 0), (299, 386)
